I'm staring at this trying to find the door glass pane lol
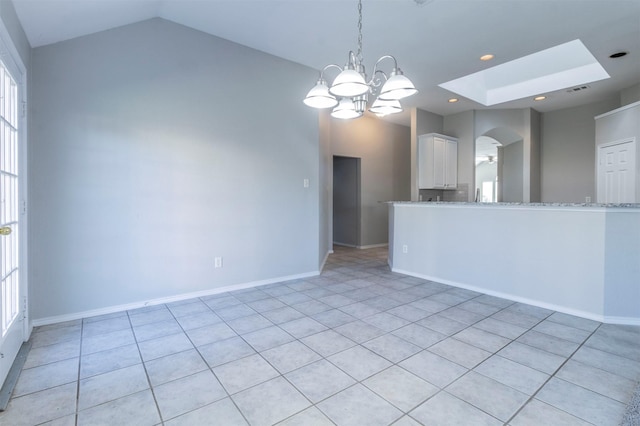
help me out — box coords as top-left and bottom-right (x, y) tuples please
(0, 59), (19, 336)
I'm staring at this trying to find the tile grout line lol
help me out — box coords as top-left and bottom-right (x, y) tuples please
(74, 319), (83, 426)
(128, 307), (167, 426)
(12, 248), (638, 426)
(173, 298), (254, 426)
(405, 304), (552, 426)
(502, 322), (604, 425)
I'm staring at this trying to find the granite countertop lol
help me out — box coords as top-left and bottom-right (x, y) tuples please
(388, 201), (640, 208)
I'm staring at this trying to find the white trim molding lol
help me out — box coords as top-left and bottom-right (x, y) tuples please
(32, 270), (319, 327)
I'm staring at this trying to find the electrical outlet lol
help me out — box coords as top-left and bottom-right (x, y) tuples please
(585, 196), (591, 203)
(214, 257), (223, 268)
(303, 178), (309, 188)
(402, 245), (408, 254)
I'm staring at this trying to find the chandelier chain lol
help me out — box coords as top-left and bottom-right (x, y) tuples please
(356, 0), (363, 63)
(303, 0), (417, 118)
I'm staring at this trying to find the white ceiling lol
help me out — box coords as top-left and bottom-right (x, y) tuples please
(11, 0), (640, 125)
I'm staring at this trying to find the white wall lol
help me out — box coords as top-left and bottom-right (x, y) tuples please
(330, 115), (411, 247)
(541, 98), (619, 203)
(390, 203), (640, 324)
(29, 19), (321, 321)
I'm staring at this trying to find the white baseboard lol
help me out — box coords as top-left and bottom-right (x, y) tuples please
(391, 268), (640, 325)
(319, 250), (332, 272)
(357, 243), (388, 250)
(602, 316), (640, 326)
(333, 242), (388, 250)
(333, 242), (357, 248)
(31, 270), (319, 327)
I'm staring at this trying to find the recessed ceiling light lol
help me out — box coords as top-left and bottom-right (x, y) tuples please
(439, 39), (609, 106)
(480, 54), (494, 61)
(448, 98), (459, 103)
(609, 51), (628, 58)
(534, 96), (546, 101)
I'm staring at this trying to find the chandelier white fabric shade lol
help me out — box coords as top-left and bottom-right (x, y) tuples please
(303, 0), (417, 119)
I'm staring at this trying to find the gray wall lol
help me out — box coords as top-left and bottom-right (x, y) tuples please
(333, 156), (359, 246)
(621, 83), (640, 106)
(502, 141), (524, 202)
(319, 111), (332, 265)
(415, 98), (637, 204)
(331, 115), (411, 247)
(540, 98), (619, 203)
(0, 0), (30, 69)
(444, 110), (475, 201)
(30, 19), (320, 320)
(528, 109), (542, 202)
(604, 210), (640, 319)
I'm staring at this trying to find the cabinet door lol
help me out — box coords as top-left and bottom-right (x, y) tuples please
(445, 140), (458, 188)
(433, 137), (446, 188)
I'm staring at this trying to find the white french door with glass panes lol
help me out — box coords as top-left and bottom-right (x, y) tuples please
(0, 30), (26, 387)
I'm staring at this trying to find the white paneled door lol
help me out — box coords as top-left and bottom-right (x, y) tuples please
(597, 140), (637, 203)
(0, 55), (24, 386)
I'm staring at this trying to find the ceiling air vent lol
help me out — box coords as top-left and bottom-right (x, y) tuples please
(566, 85), (590, 93)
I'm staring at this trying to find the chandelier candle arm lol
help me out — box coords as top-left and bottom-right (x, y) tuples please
(303, 0), (418, 119)
(303, 64), (344, 109)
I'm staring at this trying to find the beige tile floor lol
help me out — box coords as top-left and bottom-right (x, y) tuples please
(1, 246), (639, 425)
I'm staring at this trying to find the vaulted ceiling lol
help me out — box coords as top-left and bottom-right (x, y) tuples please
(11, 0), (640, 123)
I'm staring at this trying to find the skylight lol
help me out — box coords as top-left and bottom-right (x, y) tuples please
(439, 39), (610, 106)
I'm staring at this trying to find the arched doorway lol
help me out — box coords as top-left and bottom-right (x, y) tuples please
(475, 127), (524, 202)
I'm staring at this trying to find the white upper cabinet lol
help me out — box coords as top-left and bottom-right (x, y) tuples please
(418, 133), (458, 189)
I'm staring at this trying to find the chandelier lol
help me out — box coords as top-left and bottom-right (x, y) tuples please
(303, 0), (418, 119)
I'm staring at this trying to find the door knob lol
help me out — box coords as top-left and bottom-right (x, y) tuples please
(0, 227), (11, 236)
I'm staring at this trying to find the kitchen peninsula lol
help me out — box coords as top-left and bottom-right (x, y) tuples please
(388, 202), (640, 325)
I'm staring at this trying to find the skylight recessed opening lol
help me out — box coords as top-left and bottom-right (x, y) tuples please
(439, 39), (610, 106)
